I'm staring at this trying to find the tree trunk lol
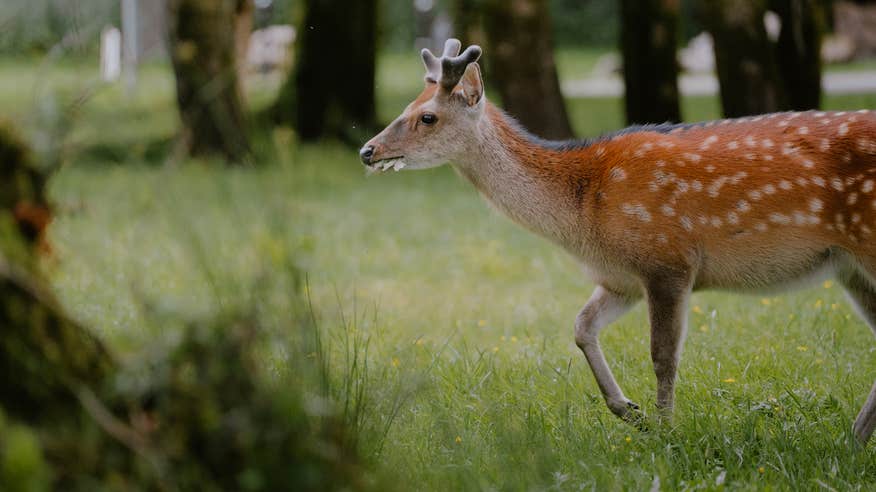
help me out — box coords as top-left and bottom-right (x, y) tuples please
(482, 0), (574, 140)
(452, 0), (486, 48)
(0, 122), (115, 425)
(235, 0), (254, 92)
(701, 0), (787, 117)
(770, 0), (823, 110)
(620, 0), (682, 124)
(271, 0), (377, 143)
(167, 0), (250, 162)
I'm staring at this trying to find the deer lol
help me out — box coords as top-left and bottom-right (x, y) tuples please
(359, 39), (876, 443)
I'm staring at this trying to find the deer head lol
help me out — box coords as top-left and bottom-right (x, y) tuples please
(359, 39), (484, 172)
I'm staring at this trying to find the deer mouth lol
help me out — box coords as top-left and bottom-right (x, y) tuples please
(367, 156), (407, 173)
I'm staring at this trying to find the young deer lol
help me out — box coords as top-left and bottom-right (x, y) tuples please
(360, 39), (876, 442)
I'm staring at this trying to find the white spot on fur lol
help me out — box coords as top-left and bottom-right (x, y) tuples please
(684, 153), (702, 163)
(736, 200), (751, 212)
(839, 123), (850, 136)
(726, 141), (739, 150)
(711, 216), (723, 227)
(761, 139), (774, 148)
(748, 190), (763, 201)
(621, 203), (652, 222)
(832, 177), (844, 191)
(779, 180), (792, 190)
(863, 180), (874, 193)
(800, 159), (815, 169)
(769, 212), (791, 225)
(692, 180), (703, 192)
(808, 198), (823, 212)
(700, 135), (718, 150)
(680, 216), (693, 231)
(797, 126), (809, 135)
(762, 184), (776, 195)
(705, 165), (716, 172)
(610, 168), (627, 181)
(852, 213), (862, 223)
(796, 177), (809, 187)
(755, 222), (768, 232)
(811, 176), (826, 187)
(727, 211), (740, 224)
(661, 204), (675, 217)
(657, 233), (668, 243)
(820, 139), (830, 152)
(848, 192), (859, 205)
(744, 135), (757, 147)
(858, 138), (876, 153)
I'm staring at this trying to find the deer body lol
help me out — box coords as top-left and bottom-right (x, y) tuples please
(361, 39), (876, 442)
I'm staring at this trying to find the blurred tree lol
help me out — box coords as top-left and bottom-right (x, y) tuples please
(271, 0), (377, 143)
(770, 0), (823, 110)
(620, 0), (681, 124)
(699, 0), (786, 116)
(452, 0), (486, 48)
(482, 0), (573, 140)
(167, 0), (252, 163)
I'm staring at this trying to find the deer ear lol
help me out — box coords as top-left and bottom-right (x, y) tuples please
(457, 62), (483, 107)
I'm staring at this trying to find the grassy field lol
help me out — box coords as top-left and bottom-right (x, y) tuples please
(6, 52), (876, 489)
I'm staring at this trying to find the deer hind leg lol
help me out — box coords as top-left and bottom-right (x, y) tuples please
(644, 274), (692, 422)
(836, 260), (876, 443)
(574, 286), (642, 422)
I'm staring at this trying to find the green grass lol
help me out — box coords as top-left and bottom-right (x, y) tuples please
(7, 53), (876, 489)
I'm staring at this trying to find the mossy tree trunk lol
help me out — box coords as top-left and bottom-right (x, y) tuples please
(482, 0), (574, 140)
(0, 122), (115, 425)
(770, 0), (823, 110)
(272, 0), (377, 143)
(167, 0), (252, 162)
(700, 0), (787, 117)
(620, 0), (682, 124)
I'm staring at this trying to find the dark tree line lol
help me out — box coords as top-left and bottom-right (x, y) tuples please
(163, 0), (829, 155)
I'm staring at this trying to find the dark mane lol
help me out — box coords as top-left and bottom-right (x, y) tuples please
(523, 121), (705, 152)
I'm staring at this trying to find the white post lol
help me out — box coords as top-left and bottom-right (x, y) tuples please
(100, 26), (122, 82)
(121, 0), (139, 96)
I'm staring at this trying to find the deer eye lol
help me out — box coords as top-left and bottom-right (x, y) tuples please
(420, 113), (437, 125)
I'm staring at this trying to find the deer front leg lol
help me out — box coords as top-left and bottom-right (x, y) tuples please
(644, 275), (692, 421)
(574, 286), (641, 422)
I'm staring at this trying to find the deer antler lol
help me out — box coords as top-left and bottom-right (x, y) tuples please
(421, 38), (482, 90)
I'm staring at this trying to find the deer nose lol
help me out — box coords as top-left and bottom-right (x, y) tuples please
(359, 145), (374, 165)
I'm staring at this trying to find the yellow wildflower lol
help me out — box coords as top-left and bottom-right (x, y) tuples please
(761, 298), (771, 306)
(796, 345), (808, 352)
(500, 335), (506, 342)
(391, 357), (400, 368)
(624, 436), (632, 443)
(492, 346), (499, 353)
(415, 338), (424, 346)
(823, 280), (833, 289)
(722, 378), (736, 383)
(455, 436), (462, 444)
(699, 324), (708, 333)
(511, 336), (518, 343)
(831, 303), (838, 311)
(814, 299), (823, 309)
(477, 319), (487, 327)
(758, 466), (765, 474)
(692, 305), (703, 314)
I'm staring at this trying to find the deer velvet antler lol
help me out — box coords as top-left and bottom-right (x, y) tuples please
(421, 38), (482, 90)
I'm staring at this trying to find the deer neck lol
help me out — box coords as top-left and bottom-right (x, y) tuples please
(451, 102), (594, 251)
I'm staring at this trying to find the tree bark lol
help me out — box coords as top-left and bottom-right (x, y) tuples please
(452, 0), (486, 48)
(701, 0), (787, 117)
(271, 0), (377, 143)
(620, 0), (682, 124)
(770, 0), (823, 110)
(167, 0), (250, 162)
(482, 0), (574, 140)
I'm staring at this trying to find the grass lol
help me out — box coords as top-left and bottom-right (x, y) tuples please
(6, 51), (876, 489)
